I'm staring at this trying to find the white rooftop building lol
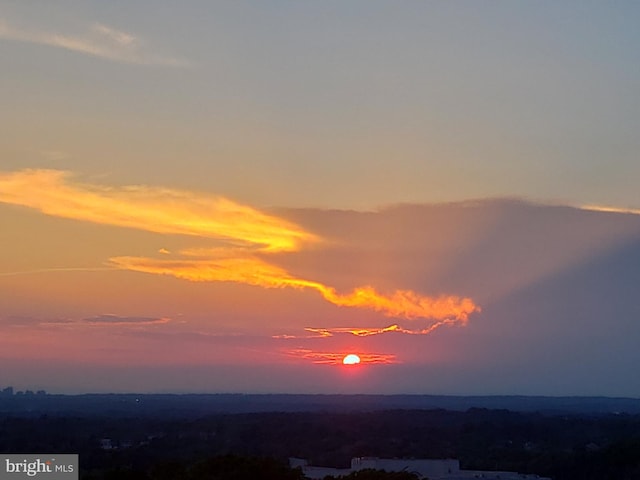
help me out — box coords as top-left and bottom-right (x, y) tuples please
(291, 457), (552, 480)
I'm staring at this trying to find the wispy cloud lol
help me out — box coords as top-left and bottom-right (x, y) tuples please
(0, 266), (113, 277)
(82, 314), (171, 326)
(38, 150), (71, 162)
(0, 168), (480, 326)
(580, 204), (640, 216)
(286, 349), (397, 365)
(2, 315), (54, 327)
(0, 169), (313, 252)
(1, 314), (169, 328)
(109, 253), (478, 322)
(276, 321), (465, 339)
(0, 19), (190, 67)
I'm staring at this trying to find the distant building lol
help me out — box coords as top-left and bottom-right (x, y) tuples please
(1, 387), (14, 396)
(291, 457), (552, 480)
(289, 458), (351, 479)
(100, 438), (114, 450)
(352, 457), (459, 478)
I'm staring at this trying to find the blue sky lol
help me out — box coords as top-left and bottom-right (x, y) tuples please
(2, 1), (639, 208)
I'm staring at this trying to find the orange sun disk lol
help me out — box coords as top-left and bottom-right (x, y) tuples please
(342, 354), (361, 365)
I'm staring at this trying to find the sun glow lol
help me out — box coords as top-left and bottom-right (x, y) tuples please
(285, 349), (396, 365)
(342, 354), (361, 365)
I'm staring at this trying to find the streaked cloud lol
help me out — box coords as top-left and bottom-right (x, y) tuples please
(0, 18), (190, 67)
(0, 168), (479, 327)
(2, 315), (52, 327)
(0, 169), (314, 252)
(39, 150), (71, 162)
(1, 314), (170, 328)
(0, 266), (113, 277)
(580, 204), (640, 216)
(109, 253), (477, 321)
(82, 314), (171, 326)
(286, 349), (397, 365)
(278, 321), (465, 339)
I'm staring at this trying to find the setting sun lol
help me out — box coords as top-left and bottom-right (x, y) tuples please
(342, 354), (361, 365)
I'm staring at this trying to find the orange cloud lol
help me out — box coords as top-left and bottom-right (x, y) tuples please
(109, 255), (297, 288)
(0, 168), (480, 325)
(109, 254), (478, 321)
(300, 322), (462, 337)
(286, 349), (397, 365)
(0, 169), (315, 252)
(580, 204), (640, 216)
(318, 287), (478, 322)
(303, 326), (403, 337)
(274, 320), (466, 339)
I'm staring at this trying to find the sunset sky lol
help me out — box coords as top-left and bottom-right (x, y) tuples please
(2, 1), (640, 395)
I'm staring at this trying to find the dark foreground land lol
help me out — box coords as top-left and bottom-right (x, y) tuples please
(1, 394), (640, 479)
(2, 393), (640, 417)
